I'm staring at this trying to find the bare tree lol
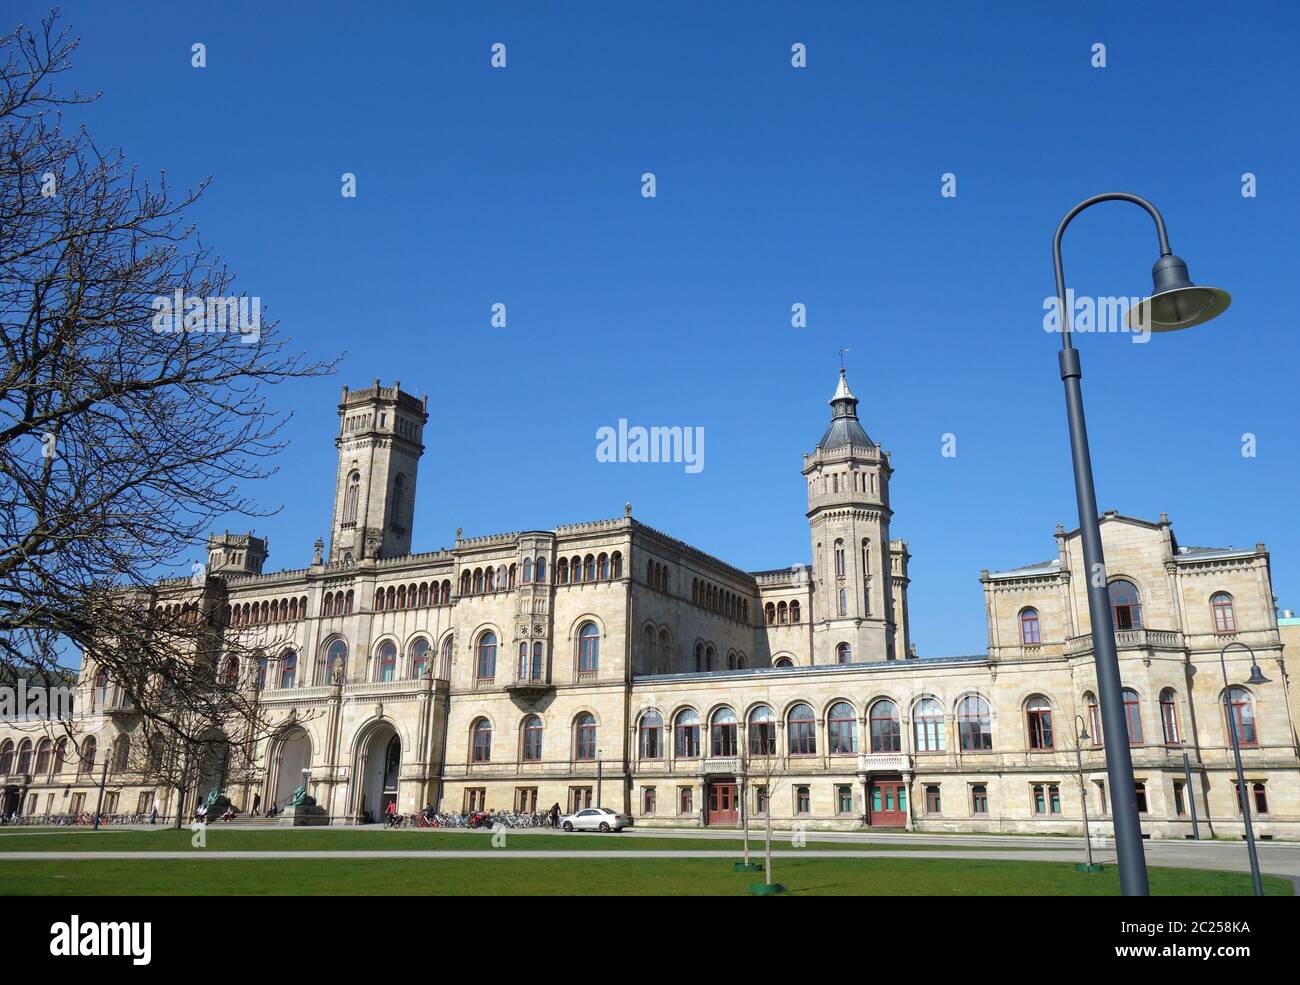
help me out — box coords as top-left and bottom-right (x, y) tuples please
(0, 12), (334, 750)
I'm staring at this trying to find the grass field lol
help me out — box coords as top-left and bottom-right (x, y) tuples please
(0, 828), (1036, 853)
(1, 855), (1288, 896)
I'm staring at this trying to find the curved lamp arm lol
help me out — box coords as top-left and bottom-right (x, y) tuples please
(1052, 193), (1172, 351)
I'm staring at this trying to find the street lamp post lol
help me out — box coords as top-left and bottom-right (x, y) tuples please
(1051, 192), (1230, 896)
(1073, 715), (1096, 870)
(1219, 641), (1269, 897)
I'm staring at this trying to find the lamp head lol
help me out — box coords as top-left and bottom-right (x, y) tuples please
(1127, 254), (1231, 332)
(1078, 724), (1090, 742)
(1247, 664), (1271, 686)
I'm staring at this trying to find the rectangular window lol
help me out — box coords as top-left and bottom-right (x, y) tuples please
(925, 784), (941, 815)
(71, 792), (85, 815)
(971, 784), (988, 815)
(1135, 782), (1148, 814)
(465, 787), (486, 812)
(515, 787), (538, 813)
(1235, 782), (1269, 816)
(836, 785), (854, 816)
(136, 791), (152, 815)
(642, 787), (656, 815)
(678, 786), (694, 815)
(795, 785), (811, 815)
(1049, 784), (1061, 814)
(755, 785), (768, 816)
(1032, 783), (1046, 815)
(569, 786), (592, 813)
(1173, 781), (1186, 817)
(103, 792), (118, 814)
(1097, 780), (1107, 815)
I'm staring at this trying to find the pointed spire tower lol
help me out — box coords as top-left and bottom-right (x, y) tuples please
(801, 368), (910, 662)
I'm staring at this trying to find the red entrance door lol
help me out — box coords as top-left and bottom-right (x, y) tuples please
(868, 779), (907, 827)
(706, 782), (738, 825)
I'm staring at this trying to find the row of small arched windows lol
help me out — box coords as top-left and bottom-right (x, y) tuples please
(226, 596), (310, 627)
(764, 600), (802, 626)
(374, 580), (452, 611)
(691, 579), (750, 624)
(469, 712), (600, 764)
(0, 735), (127, 778)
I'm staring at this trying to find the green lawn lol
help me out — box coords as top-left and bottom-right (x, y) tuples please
(0, 828), (1029, 853)
(2, 856), (1288, 896)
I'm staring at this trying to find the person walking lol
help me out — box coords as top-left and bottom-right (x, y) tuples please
(549, 802), (561, 829)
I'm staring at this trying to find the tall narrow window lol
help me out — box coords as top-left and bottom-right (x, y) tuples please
(710, 708), (738, 757)
(1160, 689), (1179, 744)
(342, 470), (360, 524)
(834, 539), (845, 577)
(531, 642), (543, 681)
(325, 639), (348, 683)
(279, 651), (297, 689)
(574, 714), (597, 761)
(409, 638), (429, 679)
(1020, 607), (1041, 645)
(828, 701), (858, 754)
(376, 641), (397, 682)
(748, 705), (776, 755)
(471, 719), (492, 763)
(1026, 696), (1054, 750)
(522, 715), (543, 762)
(674, 710), (700, 758)
(638, 711), (663, 759)
(836, 642), (852, 664)
(1211, 592), (1236, 634)
(1223, 687), (1257, 746)
(578, 622), (600, 674)
(1085, 691), (1102, 746)
(1122, 688), (1143, 746)
(476, 632), (497, 681)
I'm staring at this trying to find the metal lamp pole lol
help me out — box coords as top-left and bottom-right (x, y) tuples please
(1180, 740), (1200, 840)
(1220, 641), (1269, 896)
(1074, 715), (1094, 868)
(1050, 192), (1230, 895)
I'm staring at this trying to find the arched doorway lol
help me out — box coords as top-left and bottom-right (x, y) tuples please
(357, 723), (400, 823)
(272, 728), (312, 808)
(195, 733), (230, 803)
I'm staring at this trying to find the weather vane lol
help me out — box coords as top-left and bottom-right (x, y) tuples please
(838, 346), (851, 370)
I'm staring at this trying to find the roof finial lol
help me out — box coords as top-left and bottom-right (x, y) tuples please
(838, 345), (851, 371)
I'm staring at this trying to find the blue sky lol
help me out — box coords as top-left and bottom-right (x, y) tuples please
(26, 0), (1300, 655)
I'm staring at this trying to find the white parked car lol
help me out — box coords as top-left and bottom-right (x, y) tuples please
(559, 807), (632, 832)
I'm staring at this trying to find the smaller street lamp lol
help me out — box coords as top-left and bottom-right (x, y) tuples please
(1219, 642), (1270, 896)
(1073, 715), (1100, 873)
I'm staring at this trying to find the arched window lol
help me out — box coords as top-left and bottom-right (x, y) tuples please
(396, 585), (407, 609)
(81, 737), (97, 775)
(256, 655), (268, 690)
(440, 636), (454, 679)
(1020, 607), (1041, 646)
(271, 649), (295, 689)
(372, 641), (395, 682)
(838, 589), (847, 616)
(0, 741), (12, 774)
(471, 719), (492, 763)
(674, 709), (700, 758)
(958, 695), (992, 751)
(788, 703), (817, 755)
(598, 553), (609, 579)
(1211, 592), (1236, 634)
(836, 642), (852, 664)
(1108, 580), (1142, 630)
(405, 638), (428, 679)
(584, 555), (596, 581)
(522, 715), (543, 762)
(473, 568), (484, 593)
(1026, 696), (1054, 750)
(659, 628), (671, 670)
(641, 626), (656, 674)
(112, 737), (130, 772)
(222, 655), (239, 685)
(828, 701), (858, 754)
(460, 571), (471, 595)
(476, 632), (497, 681)
(523, 558), (533, 583)
(705, 645), (715, 671)
(418, 583), (429, 606)
(777, 601), (788, 625)
(574, 713), (597, 761)
(869, 700), (900, 752)
(1084, 691), (1102, 745)
(35, 739), (52, 775)
(53, 738), (67, 776)
(557, 558), (569, 584)
(93, 668), (109, 711)
(572, 622), (599, 675)
(694, 643), (704, 672)
(765, 602), (776, 626)
(710, 707), (737, 757)
(748, 705), (776, 755)
(834, 539), (845, 577)
(324, 639), (348, 683)
(1122, 688), (1143, 745)
(1223, 687), (1257, 746)
(774, 656), (794, 668)
(15, 740), (32, 776)
(342, 470), (360, 523)
(914, 697), (946, 752)
(790, 600), (801, 623)
(1160, 688), (1179, 744)
(639, 710), (664, 759)
(535, 557), (547, 584)
(611, 552), (622, 578)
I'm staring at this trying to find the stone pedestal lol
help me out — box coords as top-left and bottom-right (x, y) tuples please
(278, 804), (328, 826)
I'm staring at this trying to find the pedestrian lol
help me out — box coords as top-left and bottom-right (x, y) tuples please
(150, 804), (158, 825)
(252, 792), (261, 816)
(549, 802), (561, 828)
